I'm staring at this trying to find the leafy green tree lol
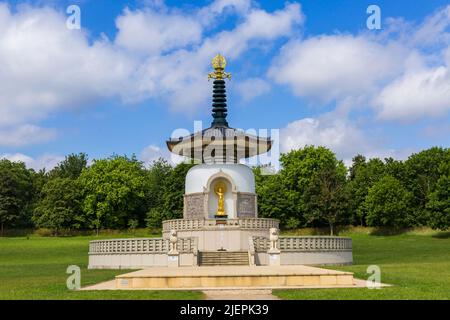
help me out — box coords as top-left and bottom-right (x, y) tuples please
(426, 163), (450, 230)
(128, 219), (139, 235)
(364, 176), (412, 227)
(78, 155), (148, 234)
(146, 207), (164, 229)
(49, 153), (88, 179)
(272, 146), (338, 226)
(254, 167), (297, 228)
(304, 161), (348, 235)
(347, 156), (385, 226)
(404, 147), (450, 226)
(384, 157), (406, 181)
(146, 158), (172, 211)
(160, 162), (195, 221)
(0, 160), (33, 235)
(22, 169), (49, 228)
(32, 178), (83, 235)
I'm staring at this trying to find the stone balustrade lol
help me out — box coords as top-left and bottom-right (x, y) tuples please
(162, 218), (279, 232)
(252, 236), (352, 252)
(89, 237), (198, 255)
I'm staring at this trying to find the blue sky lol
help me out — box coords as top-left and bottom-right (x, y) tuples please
(1, 0), (450, 169)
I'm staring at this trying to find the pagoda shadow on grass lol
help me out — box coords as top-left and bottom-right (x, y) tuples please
(88, 55), (353, 269)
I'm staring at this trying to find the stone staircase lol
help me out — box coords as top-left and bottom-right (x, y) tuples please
(199, 251), (249, 266)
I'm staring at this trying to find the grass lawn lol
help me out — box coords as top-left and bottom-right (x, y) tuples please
(0, 235), (203, 300)
(274, 231), (450, 300)
(0, 230), (449, 299)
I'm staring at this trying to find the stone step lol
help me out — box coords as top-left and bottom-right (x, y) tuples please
(199, 251), (249, 266)
(115, 266), (356, 289)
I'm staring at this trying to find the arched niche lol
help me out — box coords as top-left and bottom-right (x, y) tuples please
(204, 171), (238, 218)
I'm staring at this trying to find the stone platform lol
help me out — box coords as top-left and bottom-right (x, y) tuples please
(113, 265), (355, 290)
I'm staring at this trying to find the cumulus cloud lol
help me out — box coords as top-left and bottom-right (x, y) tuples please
(128, 2), (303, 110)
(236, 77), (270, 102)
(0, 125), (56, 147)
(269, 35), (405, 103)
(279, 113), (406, 165)
(375, 65), (450, 121)
(197, 0), (251, 24)
(1, 153), (64, 170)
(412, 5), (450, 46)
(115, 8), (203, 55)
(269, 5), (450, 121)
(0, 1), (303, 146)
(140, 144), (185, 166)
(0, 3), (136, 146)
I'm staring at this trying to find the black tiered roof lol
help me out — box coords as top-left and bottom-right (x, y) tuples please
(166, 54), (272, 164)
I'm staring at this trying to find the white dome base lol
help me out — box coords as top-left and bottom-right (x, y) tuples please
(184, 164), (257, 219)
(185, 163), (255, 194)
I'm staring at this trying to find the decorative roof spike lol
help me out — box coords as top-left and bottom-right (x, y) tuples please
(208, 54), (231, 81)
(209, 54), (230, 127)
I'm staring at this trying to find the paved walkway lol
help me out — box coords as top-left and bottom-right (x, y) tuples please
(202, 289), (280, 300)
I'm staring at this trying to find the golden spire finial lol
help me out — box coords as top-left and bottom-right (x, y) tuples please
(208, 54), (231, 81)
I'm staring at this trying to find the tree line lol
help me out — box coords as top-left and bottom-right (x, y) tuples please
(0, 146), (449, 236)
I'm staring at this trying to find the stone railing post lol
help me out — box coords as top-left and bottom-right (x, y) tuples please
(248, 236), (256, 266)
(268, 227), (280, 266)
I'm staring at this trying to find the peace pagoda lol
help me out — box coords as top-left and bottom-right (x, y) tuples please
(163, 54), (276, 254)
(88, 56), (353, 287)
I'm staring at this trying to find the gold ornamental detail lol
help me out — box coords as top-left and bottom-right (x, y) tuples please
(208, 54), (231, 81)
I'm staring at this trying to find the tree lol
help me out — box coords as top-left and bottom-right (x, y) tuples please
(304, 161), (348, 235)
(49, 153), (88, 179)
(384, 157), (406, 181)
(0, 160), (33, 235)
(364, 176), (412, 227)
(426, 163), (450, 230)
(278, 145), (342, 227)
(254, 167), (297, 228)
(347, 156), (385, 226)
(145, 158), (172, 211)
(146, 207), (164, 229)
(32, 178), (83, 235)
(403, 147), (449, 226)
(128, 219), (139, 235)
(78, 155), (148, 234)
(160, 162), (195, 222)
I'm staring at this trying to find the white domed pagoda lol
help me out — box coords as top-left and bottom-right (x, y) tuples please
(166, 54), (272, 222)
(88, 55), (353, 271)
(163, 54), (278, 251)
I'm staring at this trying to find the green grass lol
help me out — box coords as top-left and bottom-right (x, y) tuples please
(1, 231), (449, 299)
(0, 235), (203, 300)
(273, 232), (450, 300)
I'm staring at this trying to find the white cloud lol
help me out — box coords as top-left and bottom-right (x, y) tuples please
(412, 5), (450, 46)
(115, 8), (203, 55)
(268, 5), (450, 121)
(122, 2), (303, 112)
(1, 153), (64, 170)
(197, 0), (251, 25)
(268, 35), (405, 103)
(280, 114), (404, 165)
(375, 66), (450, 121)
(0, 1), (303, 147)
(0, 125), (56, 147)
(0, 3), (136, 146)
(236, 77), (270, 102)
(140, 144), (185, 166)
(0, 4), (136, 127)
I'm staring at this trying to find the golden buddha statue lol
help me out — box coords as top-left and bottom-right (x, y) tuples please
(214, 181), (227, 216)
